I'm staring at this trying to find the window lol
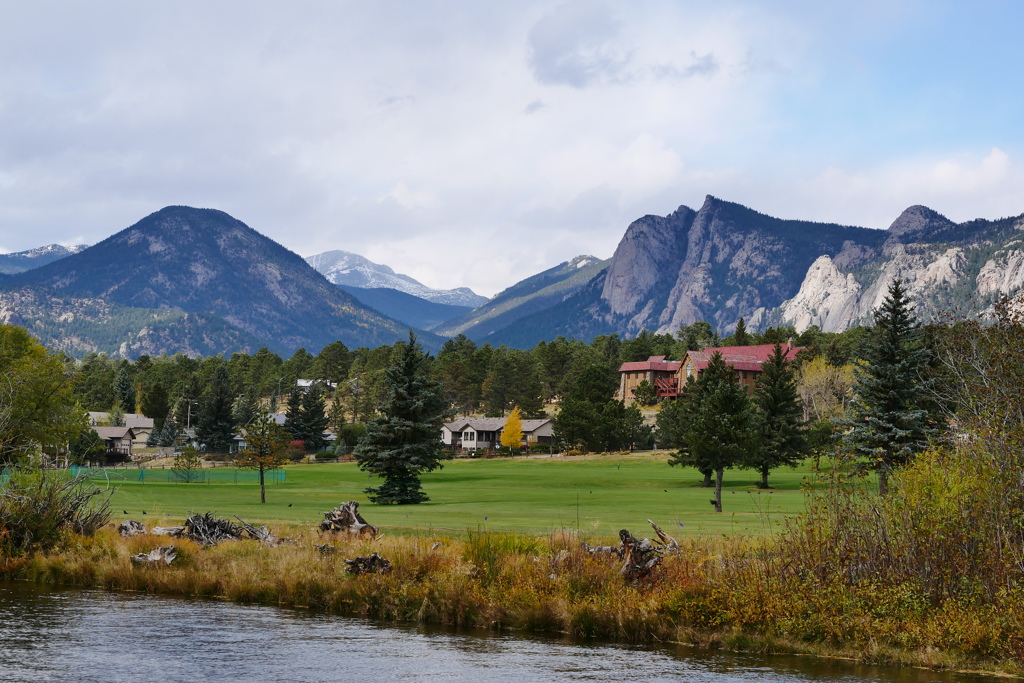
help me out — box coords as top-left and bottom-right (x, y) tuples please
(464, 431), (475, 441)
(686, 365), (692, 378)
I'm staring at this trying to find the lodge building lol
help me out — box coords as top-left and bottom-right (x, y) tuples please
(618, 343), (803, 405)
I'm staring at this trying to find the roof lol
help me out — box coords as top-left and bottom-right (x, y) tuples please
(684, 343), (804, 373)
(88, 412), (155, 429)
(92, 426), (135, 440)
(444, 417), (553, 433)
(618, 355), (683, 373)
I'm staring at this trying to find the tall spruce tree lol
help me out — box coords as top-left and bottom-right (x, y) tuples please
(747, 343), (808, 488)
(283, 388), (306, 443)
(354, 333), (450, 504)
(196, 365), (236, 453)
(113, 366), (136, 413)
(733, 317), (751, 346)
(301, 382), (330, 451)
(666, 352), (758, 511)
(847, 278), (934, 494)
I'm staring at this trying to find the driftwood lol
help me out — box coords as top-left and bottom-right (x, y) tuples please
(234, 515), (287, 546)
(582, 520), (681, 580)
(320, 501), (378, 540)
(118, 520), (147, 537)
(151, 526), (185, 537)
(131, 545), (177, 566)
(184, 512), (243, 546)
(344, 552), (392, 575)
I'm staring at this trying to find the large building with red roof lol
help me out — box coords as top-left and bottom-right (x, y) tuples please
(618, 343), (803, 405)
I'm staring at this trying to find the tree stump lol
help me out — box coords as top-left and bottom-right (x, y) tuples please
(118, 520), (146, 537)
(320, 501), (379, 540)
(344, 552), (392, 575)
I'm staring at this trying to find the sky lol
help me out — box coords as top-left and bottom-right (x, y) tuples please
(1, 1), (1022, 297)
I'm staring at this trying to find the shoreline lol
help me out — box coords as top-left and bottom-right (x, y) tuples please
(2, 526), (1021, 679)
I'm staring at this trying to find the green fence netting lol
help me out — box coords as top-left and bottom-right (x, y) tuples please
(68, 466), (285, 484)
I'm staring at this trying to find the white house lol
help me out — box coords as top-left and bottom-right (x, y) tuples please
(441, 417), (554, 449)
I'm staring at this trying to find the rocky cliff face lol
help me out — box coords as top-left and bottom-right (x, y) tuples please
(482, 199), (1024, 348)
(778, 208), (1024, 332)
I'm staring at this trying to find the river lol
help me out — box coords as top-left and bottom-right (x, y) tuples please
(0, 582), (985, 682)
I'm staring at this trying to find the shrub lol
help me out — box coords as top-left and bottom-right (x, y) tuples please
(0, 467), (113, 555)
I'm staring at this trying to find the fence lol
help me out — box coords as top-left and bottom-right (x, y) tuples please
(68, 466), (286, 485)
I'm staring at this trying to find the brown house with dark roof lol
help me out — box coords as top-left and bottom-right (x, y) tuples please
(91, 426), (136, 460)
(619, 344), (804, 404)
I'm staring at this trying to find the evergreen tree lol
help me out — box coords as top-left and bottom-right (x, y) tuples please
(283, 388), (306, 443)
(500, 406), (524, 452)
(156, 418), (178, 447)
(113, 366), (135, 413)
(747, 343), (808, 488)
(354, 333), (450, 504)
(301, 382), (330, 451)
(733, 317), (751, 346)
(553, 397), (599, 451)
(173, 445), (204, 483)
(666, 352), (758, 512)
(139, 382), (170, 432)
(196, 365), (236, 453)
(631, 379), (658, 406)
(620, 404), (650, 451)
(107, 403), (126, 427)
(846, 279), (935, 495)
(232, 385), (261, 428)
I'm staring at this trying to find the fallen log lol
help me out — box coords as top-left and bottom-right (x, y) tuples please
(151, 526), (185, 537)
(647, 519), (680, 552)
(320, 501), (378, 540)
(619, 529), (661, 579)
(344, 552), (392, 575)
(131, 545), (177, 566)
(118, 520), (146, 537)
(234, 515), (287, 546)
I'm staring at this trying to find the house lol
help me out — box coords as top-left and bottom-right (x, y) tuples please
(88, 412), (156, 448)
(617, 356), (682, 404)
(91, 426), (135, 460)
(618, 344), (804, 404)
(441, 417), (554, 449)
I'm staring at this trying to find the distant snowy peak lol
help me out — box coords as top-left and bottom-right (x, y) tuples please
(0, 243), (89, 274)
(305, 250), (487, 308)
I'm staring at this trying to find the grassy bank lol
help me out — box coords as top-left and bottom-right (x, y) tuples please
(3, 524), (1021, 677)
(103, 452), (809, 535)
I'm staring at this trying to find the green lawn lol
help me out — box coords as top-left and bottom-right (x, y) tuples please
(106, 452), (819, 540)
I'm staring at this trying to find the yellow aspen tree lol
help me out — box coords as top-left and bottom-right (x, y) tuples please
(500, 406), (524, 452)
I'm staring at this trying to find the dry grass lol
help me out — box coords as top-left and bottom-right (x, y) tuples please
(3, 523), (1022, 678)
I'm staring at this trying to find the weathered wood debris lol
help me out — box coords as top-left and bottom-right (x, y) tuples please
(320, 501), (379, 540)
(583, 519), (680, 580)
(234, 515), (289, 546)
(118, 520), (147, 537)
(151, 526), (185, 537)
(184, 512), (244, 546)
(131, 545), (177, 566)
(344, 552), (392, 575)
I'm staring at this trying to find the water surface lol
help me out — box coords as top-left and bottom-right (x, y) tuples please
(0, 583), (985, 682)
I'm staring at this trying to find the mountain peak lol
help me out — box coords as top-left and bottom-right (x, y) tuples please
(306, 250), (487, 307)
(887, 205), (954, 237)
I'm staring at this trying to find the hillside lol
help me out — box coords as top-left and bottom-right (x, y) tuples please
(431, 255), (609, 340)
(337, 285), (473, 331)
(6, 207), (442, 355)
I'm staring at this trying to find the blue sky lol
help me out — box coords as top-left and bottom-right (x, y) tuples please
(0, 1), (1021, 296)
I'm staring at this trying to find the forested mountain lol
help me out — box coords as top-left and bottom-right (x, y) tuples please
(337, 285), (473, 331)
(431, 255), (609, 341)
(4, 206), (442, 357)
(307, 249), (486, 307)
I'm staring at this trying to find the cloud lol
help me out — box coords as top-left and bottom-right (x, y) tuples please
(527, 1), (629, 88)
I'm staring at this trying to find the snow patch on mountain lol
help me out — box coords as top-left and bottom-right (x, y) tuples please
(305, 250), (487, 308)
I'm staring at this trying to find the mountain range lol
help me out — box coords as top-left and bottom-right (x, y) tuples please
(3, 198), (1022, 358)
(0, 244), (88, 274)
(0, 207), (441, 357)
(305, 250), (487, 307)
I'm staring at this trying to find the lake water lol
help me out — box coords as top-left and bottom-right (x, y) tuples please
(0, 582), (985, 682)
